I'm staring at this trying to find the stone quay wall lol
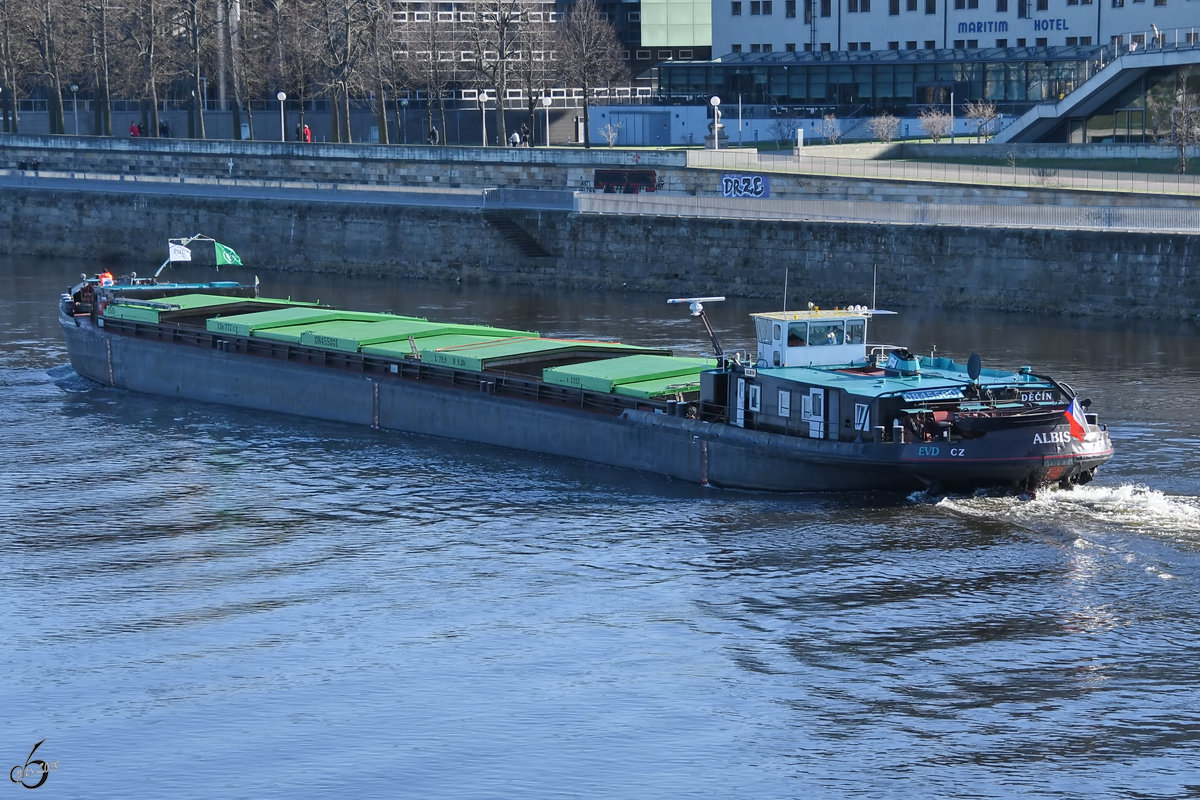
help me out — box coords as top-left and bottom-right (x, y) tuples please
(2, 135), (1197, 320)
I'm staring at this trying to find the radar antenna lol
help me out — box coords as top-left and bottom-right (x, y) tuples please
(667, 296), (725, 358)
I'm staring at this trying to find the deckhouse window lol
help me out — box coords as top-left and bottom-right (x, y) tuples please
(787, 321), (807, 346)
(846, 319), (866, 344)
(808, 322), (844, 345)
(756, 318), (774, 344)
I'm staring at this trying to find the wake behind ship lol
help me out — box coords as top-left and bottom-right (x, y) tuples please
(59, 236), (1113, 494)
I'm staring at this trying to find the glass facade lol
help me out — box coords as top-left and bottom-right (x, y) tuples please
(656, 46), (1102, 113)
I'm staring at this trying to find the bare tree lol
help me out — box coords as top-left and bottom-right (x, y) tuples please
(80, 0), (115, 135)
(819, 112), (841, 144)
(273, 0), (324, 141)
(1147, 66), (1200, 173)
(918, 106), (952, 142)
(463, 0), (526, 147)
(22, 0), (72, 134)
(359, 0), (396, 143)
(223, 0), (272, 140)
(556, 0), (624, 149)
(599, 118), (620, 146)
(181, 0), (216, 138)
(314, 0), (371, 143)
(769, 117), (798, 147)
(398, 6), (460, 142)
(118, 0), (186, 138)
(0, 0), (38, 132)
(868, 112), (899, 143)
(961, 99), (998, 141)
(510, 6), (555, 142)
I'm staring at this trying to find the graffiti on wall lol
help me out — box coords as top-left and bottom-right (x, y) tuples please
(593, 169), (658, 194)
(721, 174), (770, 198)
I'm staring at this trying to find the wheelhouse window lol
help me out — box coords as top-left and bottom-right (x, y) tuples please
(808, 322), (844, 346)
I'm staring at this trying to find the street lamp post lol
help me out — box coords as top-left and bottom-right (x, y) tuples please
(950, 90), (955, 144)
(277, 91), (287, 142)
(401, 98), (408, 144)
(710, 95), (722, 150)
(70, 84), (78, 135)
(480, 91), (490, 147)
(541, 96), (551, 147)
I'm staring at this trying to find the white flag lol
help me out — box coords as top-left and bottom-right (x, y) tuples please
(169, 243), (192, 262)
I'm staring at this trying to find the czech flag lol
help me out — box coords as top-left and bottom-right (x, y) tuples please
(1064, 398), (1091, 441)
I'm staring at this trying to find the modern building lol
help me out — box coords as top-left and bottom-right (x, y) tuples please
(707, 0), (1194, 56)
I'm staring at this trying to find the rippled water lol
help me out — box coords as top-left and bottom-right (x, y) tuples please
(4, 259), (1200, 798)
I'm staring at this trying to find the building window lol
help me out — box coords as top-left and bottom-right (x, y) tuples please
(955, 0), (963, 7)
(906, 39), (918, 48)
(953, 39), (964, 47)
(1080, 36), (1092, 43)
(787, 0), (797, 14)
(1036, 0), (1047, 8)
(731, 43), (742, 52)
(751, 0), (761, 12)
(1066, 36), (1077, 44)
(764, 43), (773, 51)
(848, 41), (859, 50)
(848, 0), (857, 10)
(925, 0), (935, 13)
(1036, 36), (1047, 45)
(750, 43), (761, 51)
(1111, 0), (1122, 5)
(862, 0), (871, 9)
(925, 39), (936, 47)
(907, 0), (917, 8)
(890, 0), (900, 11)
(996, 38), (1007, 46)
(888, 40), (900, 48)
(786, 42), (797, 50)
(1017, 37), (1026, 45)
(821, 41), (832, 50)
(821, 0), (831, 14)
(997, 0), (1006, 8)
(1153, 0), (1165, 5)
(764, 0), (774, 12)
(732, 0), (742, 13)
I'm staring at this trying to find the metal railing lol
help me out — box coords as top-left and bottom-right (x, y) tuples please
(575, 192), (1200, 232)
(688, 149), (1200, 197)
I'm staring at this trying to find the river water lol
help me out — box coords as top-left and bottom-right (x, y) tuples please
(4, 257), (1200, 798)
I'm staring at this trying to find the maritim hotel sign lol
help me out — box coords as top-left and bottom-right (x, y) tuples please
(957, 17), (1071, 33)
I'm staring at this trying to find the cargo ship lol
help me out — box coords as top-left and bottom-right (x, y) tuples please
(58, 236), (1113, 493)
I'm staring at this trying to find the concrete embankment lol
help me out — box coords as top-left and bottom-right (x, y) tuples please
(2, 135), (1197, 320)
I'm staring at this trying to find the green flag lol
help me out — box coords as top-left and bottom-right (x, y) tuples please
(214, 242), (243, 266)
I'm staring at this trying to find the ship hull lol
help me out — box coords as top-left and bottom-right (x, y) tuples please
(59, 312), (1112, 494)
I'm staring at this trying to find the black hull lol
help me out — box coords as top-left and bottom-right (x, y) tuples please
(59, 311), (1113, 494)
